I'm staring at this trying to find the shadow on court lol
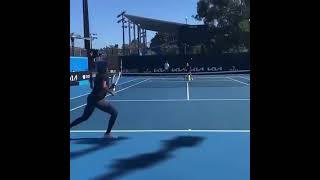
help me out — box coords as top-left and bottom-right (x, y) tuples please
(94, 136), (206, 180)
(70, 137), (129, 160)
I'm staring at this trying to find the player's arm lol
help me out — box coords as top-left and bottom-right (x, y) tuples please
(102, 80), (114, 96)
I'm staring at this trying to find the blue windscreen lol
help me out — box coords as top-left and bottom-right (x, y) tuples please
(70, 56), (88, 72)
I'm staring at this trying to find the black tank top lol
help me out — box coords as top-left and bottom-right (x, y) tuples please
(186, 64), (191, 71)
(91, 73), (109, 100)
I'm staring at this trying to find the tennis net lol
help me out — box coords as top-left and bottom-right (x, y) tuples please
(121, 70), (250, 88)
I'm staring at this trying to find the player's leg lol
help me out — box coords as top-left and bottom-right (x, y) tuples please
(95, 100), (118, 137)
(70, 103), (95, 128)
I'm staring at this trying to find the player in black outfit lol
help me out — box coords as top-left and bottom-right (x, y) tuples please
(186, 60), (193, 81)
(70, 63), (118, 139)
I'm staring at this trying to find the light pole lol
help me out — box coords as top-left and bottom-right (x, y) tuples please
(90, 33), (98, 49)
(82, 0), (94, 88)
(117, 11), (126, 55)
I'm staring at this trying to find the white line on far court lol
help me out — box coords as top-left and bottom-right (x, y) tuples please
(238, 76), (250, 80)
(146, 79), (234, 83)
(107, 98), (250, 102)
(227, 77), (250, 86)
(186, 82), (190, 100)
(70, 78), (150, 111)
(70, 78), (139, 100)
(70, 130), (250, 133)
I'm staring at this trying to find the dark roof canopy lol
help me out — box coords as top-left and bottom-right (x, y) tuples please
(124, 14), (186, 34)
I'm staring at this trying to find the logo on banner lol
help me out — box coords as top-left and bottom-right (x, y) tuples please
(229, 66), (239, 71)
(207, 67), (223, 71)
(82, 74), (90, 80)
(171, 68), (187, 72)
(153, 68), (166, 73)
(70, 74), (78, 82)
(191, 67), (205, 72)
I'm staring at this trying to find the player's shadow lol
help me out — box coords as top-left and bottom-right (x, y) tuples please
(70, 136), (129, 160)
(93, 135), (205, 180)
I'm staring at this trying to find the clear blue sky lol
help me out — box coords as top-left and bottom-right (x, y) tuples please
(70, 0), (203, 49)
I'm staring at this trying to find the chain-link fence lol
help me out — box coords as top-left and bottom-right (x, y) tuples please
(70, 47), (88, 57)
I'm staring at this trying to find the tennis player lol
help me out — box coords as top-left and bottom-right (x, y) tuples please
(186, 61), (193, 81)
(164, 61), (170, 72)
(70, 62), (118, 139)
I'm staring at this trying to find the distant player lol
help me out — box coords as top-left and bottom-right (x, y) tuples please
(164, 61), (170, 72)
(186, 59), (193, 81)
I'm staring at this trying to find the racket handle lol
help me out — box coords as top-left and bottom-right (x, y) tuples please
(110, 83), (116, 92)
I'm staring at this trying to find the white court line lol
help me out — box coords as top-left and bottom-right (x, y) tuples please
(117, 78), (140, 86)
(70, 78), (140, 100)
(70, 92), (91, 100)
(107, 98), (250, 102)
(238, 76), (250, 80)
(70, 130), (250, 133)
(147, 79), (234, 83)
(196, 76), (249, 80)
(113, 78), (149, 94)
(227, 77), (250, 86)
(70, 104), (87, 111)
(70, 98), (250, 111)
(195, 76), (231, 79)
(186, 82), (189, 100)
(70, 78), (150, 112)
(70, 78), (249, 111)
(147, 77), (227, 80)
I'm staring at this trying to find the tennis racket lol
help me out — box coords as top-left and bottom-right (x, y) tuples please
(111, 59), (122, 91)
(111, 72), (121, 91)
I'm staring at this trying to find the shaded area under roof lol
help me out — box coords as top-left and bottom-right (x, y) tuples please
(124, 14), (186, 34)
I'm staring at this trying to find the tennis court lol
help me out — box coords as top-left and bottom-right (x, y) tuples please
(70, 72), (250, 180)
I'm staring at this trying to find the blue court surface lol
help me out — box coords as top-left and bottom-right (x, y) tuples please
(70, 74), (250, 180)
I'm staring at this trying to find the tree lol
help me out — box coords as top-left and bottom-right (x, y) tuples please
(193, 0), (250, 53)
(149, 32), (174, 54)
